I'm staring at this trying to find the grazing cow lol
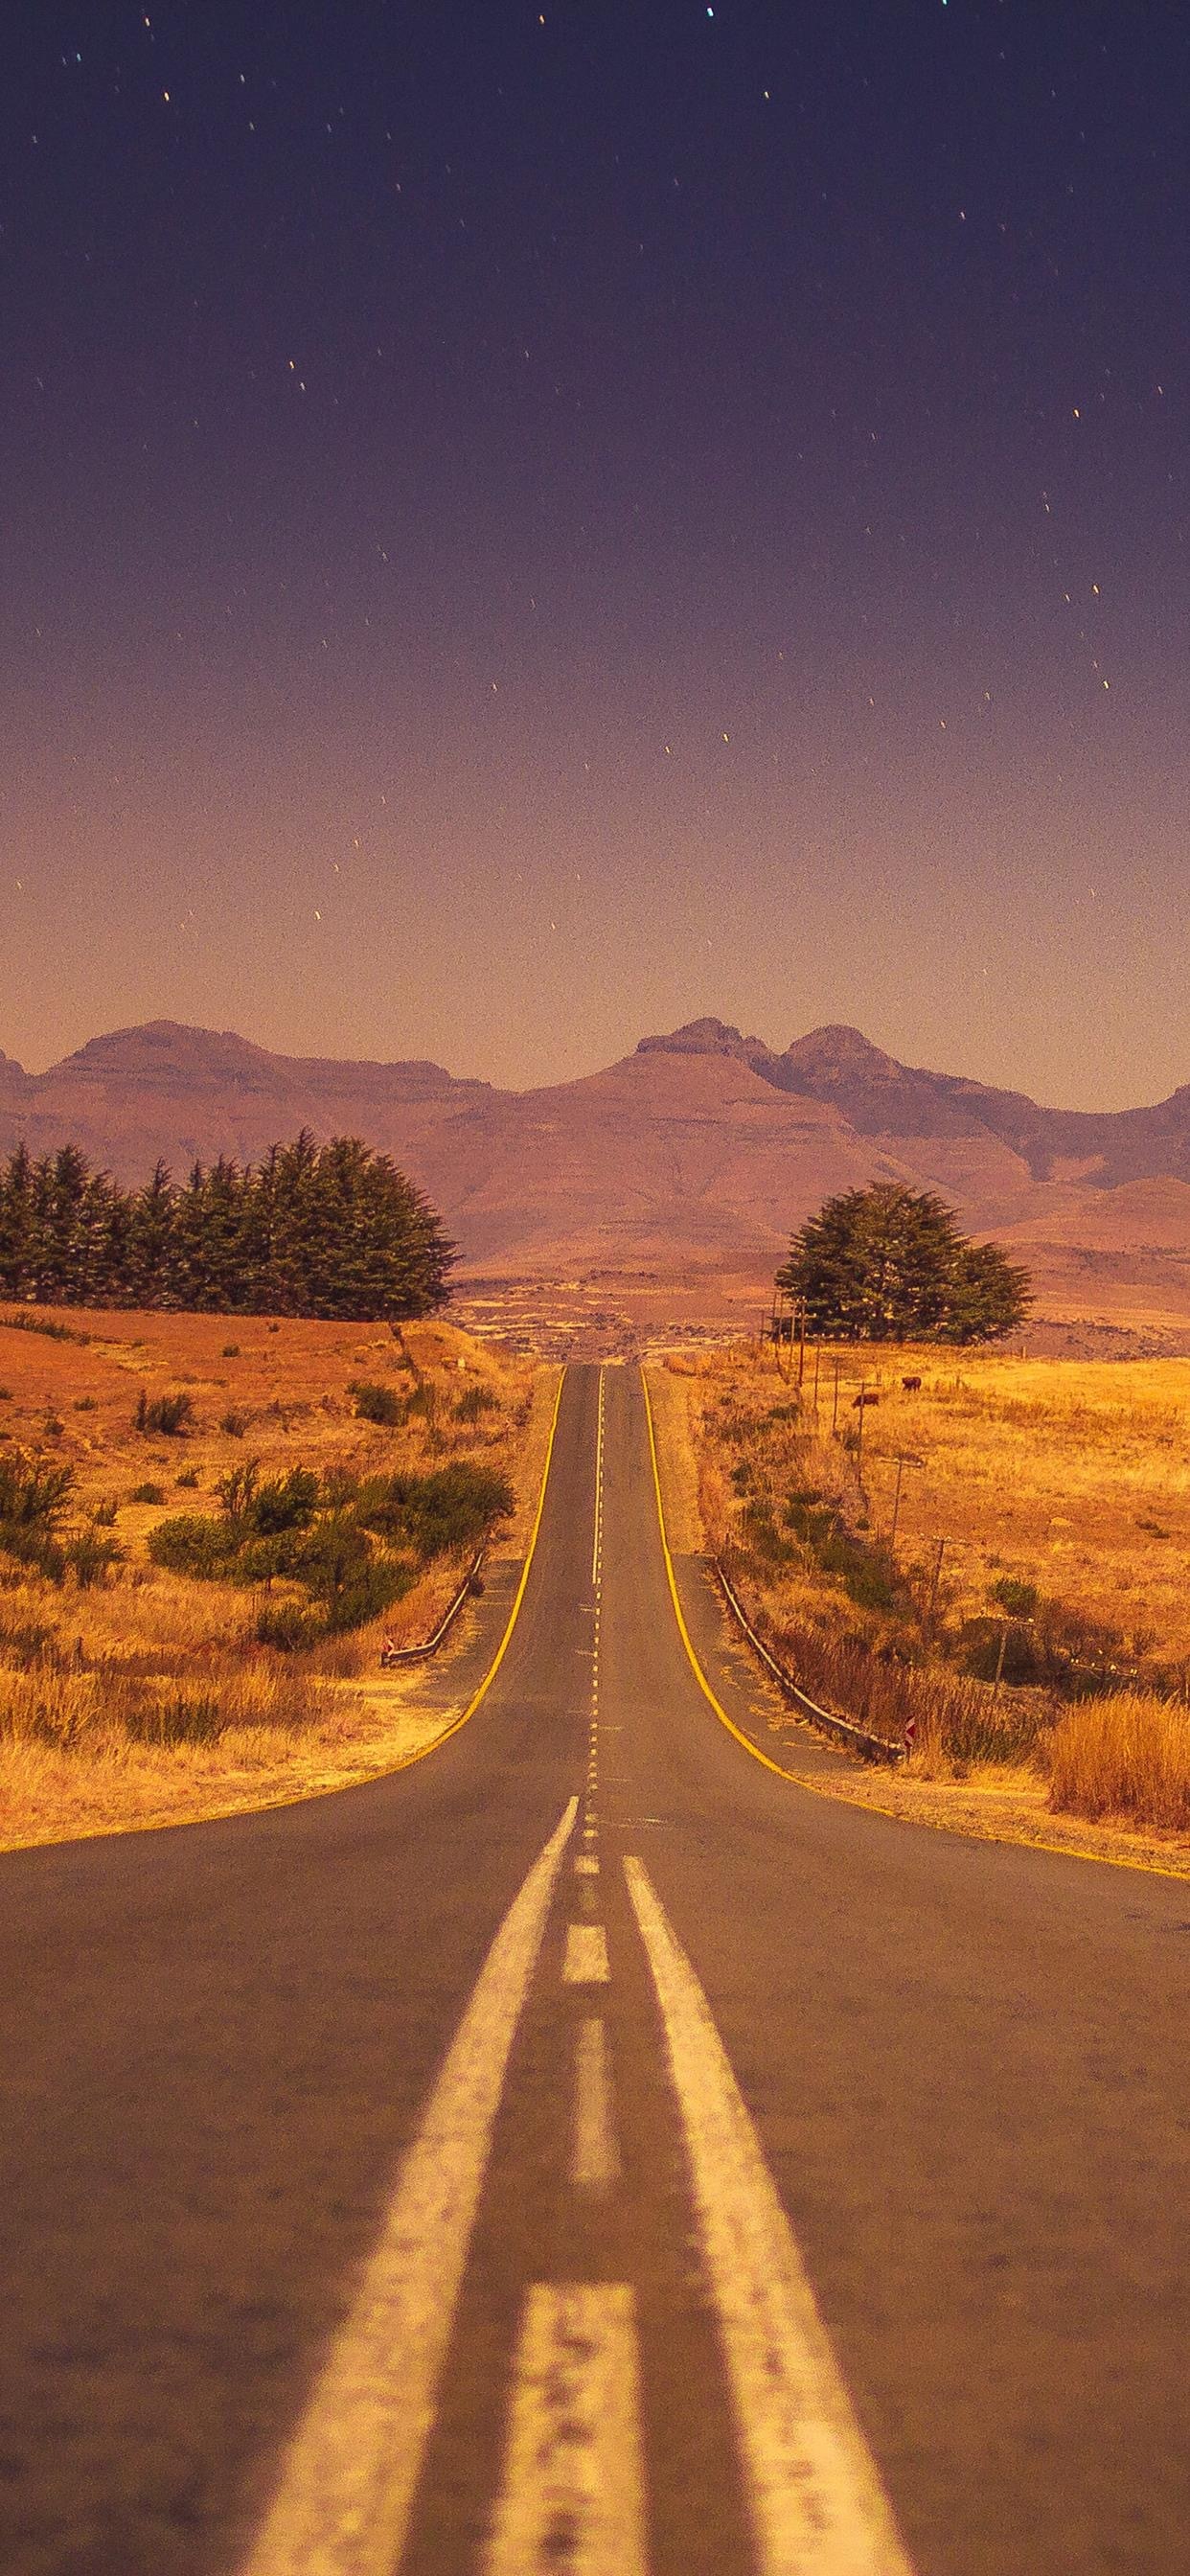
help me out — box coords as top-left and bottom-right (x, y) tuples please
(902, 1374), (922, 1392)
(852, 1390), (880, 1409)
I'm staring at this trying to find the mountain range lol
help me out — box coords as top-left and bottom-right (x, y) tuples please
(4, 1015), (1190, 1333)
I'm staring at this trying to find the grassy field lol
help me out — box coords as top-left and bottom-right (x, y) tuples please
(0, 1306), (544, 1848)
(668, 1341), (1190, 1838)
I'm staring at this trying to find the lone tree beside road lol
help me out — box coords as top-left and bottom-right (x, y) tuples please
(777, 1184), (1031, 1345)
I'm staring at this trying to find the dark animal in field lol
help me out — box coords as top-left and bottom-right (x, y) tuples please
(852, 1391), (880, 1409)
(902, 1374), (923, 1392)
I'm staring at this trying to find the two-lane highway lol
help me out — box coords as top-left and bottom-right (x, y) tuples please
(0, 1364), (1186, 2575)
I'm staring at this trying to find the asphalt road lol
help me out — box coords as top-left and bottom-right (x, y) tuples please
(0, 1362), (1186, 2576)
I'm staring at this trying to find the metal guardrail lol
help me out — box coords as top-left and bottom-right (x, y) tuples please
(380, 1547), (487, 1665)
(712, 1558), (905, 1766)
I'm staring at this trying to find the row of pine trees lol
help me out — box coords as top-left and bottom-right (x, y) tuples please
(0, 1135), (455, 1320)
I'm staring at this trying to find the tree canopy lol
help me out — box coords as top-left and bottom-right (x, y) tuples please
(0, 1133), (455, 1321)
(776, 1184), (1031, 1345)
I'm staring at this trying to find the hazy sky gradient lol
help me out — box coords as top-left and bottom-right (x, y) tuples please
(1, 2), (1186, 1104)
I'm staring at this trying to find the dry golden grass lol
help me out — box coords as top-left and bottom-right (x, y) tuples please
(670, 1340), (1190, 1843)
(675, 1340), (1190, 1676)
(0, 1307), (546, 1849)
(1048, 1691), (1190, 1832)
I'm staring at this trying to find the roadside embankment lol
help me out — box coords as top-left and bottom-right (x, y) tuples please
(647, 1354), (1190, 1877)
(0, 1307), (558, 1851)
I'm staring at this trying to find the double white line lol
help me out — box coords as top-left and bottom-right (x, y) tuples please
(240, 1806), (915, 2576)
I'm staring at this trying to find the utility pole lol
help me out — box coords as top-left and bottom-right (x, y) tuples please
(926, 1534), (946, 1632)
(889, 1454), (905, 1553)
(831, 1357), (841, 1438)
(855, 1380), (866, 1480)
(991, 1618), (1009, 1702)
(812, 1346), (821, 1418)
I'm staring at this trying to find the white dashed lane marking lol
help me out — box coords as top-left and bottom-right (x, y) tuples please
(571, 2015), (620, 2193)
(591, 1367), (606, 1589)
(563, 1923), (610, 1985)
(484, 2283), (648, 2576)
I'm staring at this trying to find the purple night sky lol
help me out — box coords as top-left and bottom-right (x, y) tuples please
(1, 2), (1186, 1105)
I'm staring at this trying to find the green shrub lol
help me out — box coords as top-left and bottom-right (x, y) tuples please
(989, 1575), (1039, 1619)
(217, 1459), (260, 1520)
(0, 1449), (74, 1533)
(175, 1467), (200, 1488)
(454, 1383), (497, 1421)
(785, 1489), (835, 1546)
(256, 1599), (325, 1651)
(73, 1395), (98, 1413)
(91, 1497), (119, 1527)
(0, 1530), (65, 1580)
(350, 1379), (402, 1426)
(129, 1481), (166, 1506)
(0, 1451), (75, 1578)
(221, 1343), (240, 1358)
(355, 1460), (514, 1557)
(740, 1501), (795, 1567)
(248, 1467), (319, 1535)
(323, 1559), (411, 1633)
(148, 1513), (238, 1578)
(294, 1512), (374, 1601)
(220, 1409), (248, 1438)
(134, 1389), (195, 1437)
(67, 1530), (123, 1588)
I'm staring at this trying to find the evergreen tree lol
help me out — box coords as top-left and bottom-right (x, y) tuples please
(0, 1134), (454, 1321)
(127, 1162), (175, 1307)
(777, 1184), (1031, 1345)
(0, 1146), (36, 1301)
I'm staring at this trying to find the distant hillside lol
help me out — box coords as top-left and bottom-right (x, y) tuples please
(639, 1018), (1190, 1184)
(4, 1015), (1190, 1330)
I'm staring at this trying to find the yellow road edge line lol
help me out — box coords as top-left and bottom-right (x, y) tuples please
(385, 1362), (568, 1774)
(640, 1367), (795, 1785)
(639, 1367), (1188, 1884)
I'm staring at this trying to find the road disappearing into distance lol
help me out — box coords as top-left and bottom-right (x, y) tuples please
(1, 1365), (1186, 2575)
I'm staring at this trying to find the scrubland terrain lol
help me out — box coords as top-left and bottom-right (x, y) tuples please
(667, 1342), (1190, 1847)
(0, 1306), (545, 1849)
